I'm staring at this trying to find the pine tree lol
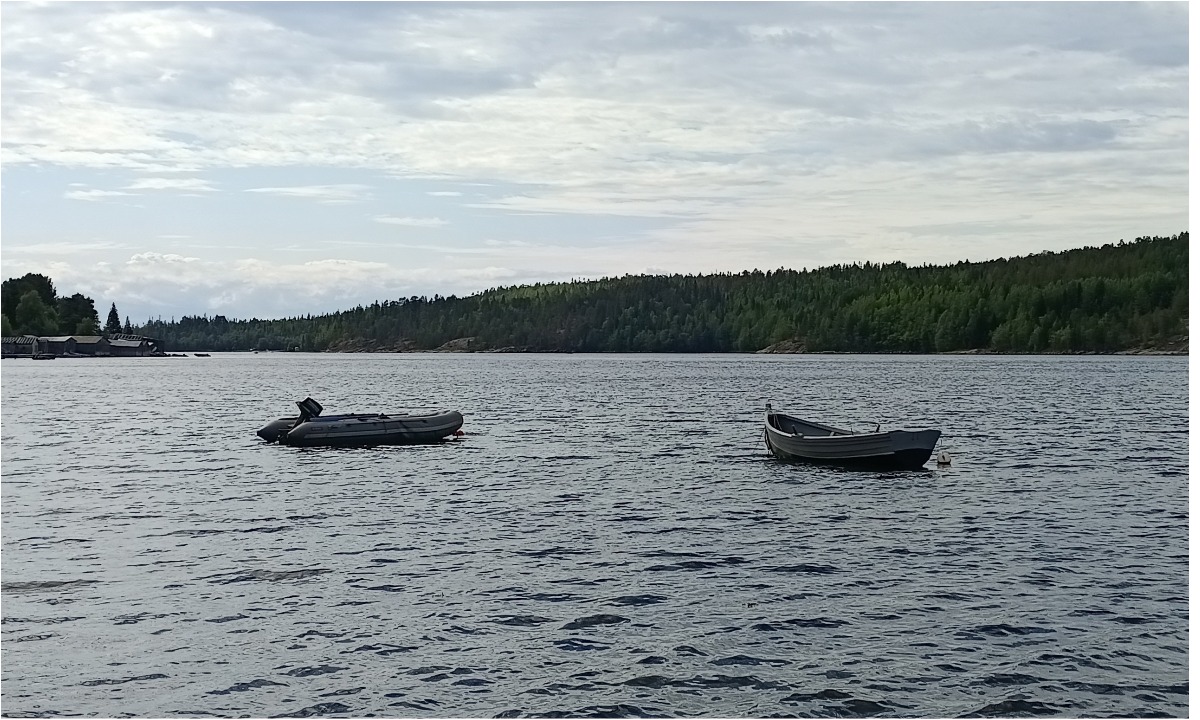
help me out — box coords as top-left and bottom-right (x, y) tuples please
(105, 303), (122, 335)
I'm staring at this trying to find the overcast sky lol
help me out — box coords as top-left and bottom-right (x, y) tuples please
(1, 1), (1189, 323)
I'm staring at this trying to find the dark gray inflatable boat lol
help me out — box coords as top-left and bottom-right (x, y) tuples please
(258, 398), (464, 447)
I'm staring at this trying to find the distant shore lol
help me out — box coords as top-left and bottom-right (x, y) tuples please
(305, 335), (1188, 356)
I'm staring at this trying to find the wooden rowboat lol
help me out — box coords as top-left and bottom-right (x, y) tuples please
(764, 403), (941, 470)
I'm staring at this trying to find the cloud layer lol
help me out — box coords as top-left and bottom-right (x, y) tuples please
(1, 2), (1188, 321)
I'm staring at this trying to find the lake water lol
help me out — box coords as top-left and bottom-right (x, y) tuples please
(0, 353), (1189, 718)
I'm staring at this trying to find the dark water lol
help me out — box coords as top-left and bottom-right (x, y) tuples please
(0, 353), (1188, 718)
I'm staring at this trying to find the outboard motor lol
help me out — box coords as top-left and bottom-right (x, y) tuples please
(276, 397), (326, 447)
(296, 397), (324, 422)
(256, 398), (325, 443)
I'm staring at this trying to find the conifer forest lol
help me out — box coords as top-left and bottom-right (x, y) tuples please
(5, 233), (1189, 355)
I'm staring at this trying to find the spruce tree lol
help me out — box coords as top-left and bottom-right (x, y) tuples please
(105, 303), (122, 335)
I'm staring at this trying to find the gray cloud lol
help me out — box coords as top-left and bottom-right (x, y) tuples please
(911, 118), (1124, 157)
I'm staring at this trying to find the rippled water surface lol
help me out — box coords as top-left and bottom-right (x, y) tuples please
(1, 353), (1188, 718)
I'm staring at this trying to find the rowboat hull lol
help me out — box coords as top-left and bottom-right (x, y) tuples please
(765, 410), (940, 470)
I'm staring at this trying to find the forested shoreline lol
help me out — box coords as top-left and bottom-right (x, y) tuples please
(9, 232), (1182, 355)
(126, 233), (1187, 355)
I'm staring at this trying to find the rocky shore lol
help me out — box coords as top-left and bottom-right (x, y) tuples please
(324, 336), (536, 353)
(756, 337), (1188, 355)
(320, 335), (1187, 355)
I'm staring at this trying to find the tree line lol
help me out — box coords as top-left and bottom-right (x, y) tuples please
(1, 274), (133, 338)
(130, 232), (1187, 354)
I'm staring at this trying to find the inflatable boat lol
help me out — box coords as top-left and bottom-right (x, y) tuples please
(257, 397), (464, 447)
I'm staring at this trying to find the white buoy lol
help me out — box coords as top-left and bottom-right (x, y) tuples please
(937, 451), (952, 466)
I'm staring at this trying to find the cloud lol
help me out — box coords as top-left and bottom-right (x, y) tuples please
(126, 177), (217, 192)
(898, 118), (1124, 160)
(64, 180), (216, 202)
(46, 252), (529, 321)
(244, 184), (371, 204)
(3, 240), (130, 254)
(373, 215), (447, 227)
(6, 2), (1183, 190)
(64, 189), (136, 201)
